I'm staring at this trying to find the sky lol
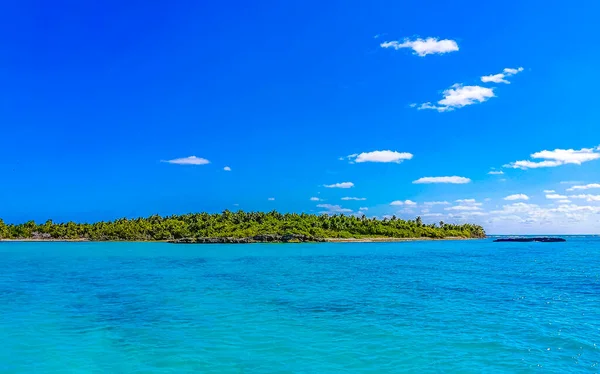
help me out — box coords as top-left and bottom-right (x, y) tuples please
(1, 0), (600, 234)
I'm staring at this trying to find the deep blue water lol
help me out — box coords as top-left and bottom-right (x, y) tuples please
(0, 238), (599, 373)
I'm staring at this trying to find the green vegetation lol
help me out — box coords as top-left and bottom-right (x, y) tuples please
(0, 212), (485, 241)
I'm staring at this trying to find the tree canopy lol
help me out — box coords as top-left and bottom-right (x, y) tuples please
(0, 211), (486, 241)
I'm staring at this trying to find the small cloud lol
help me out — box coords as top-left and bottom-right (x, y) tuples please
(359, 207), (368, 211)
(310, 197), (322, 201)
(380, 37), (459, 57)
(546, 194), (568, 199)
(445, 205), (482, 211)
(455, 199), (479, 204)
(341, 197), (367, 201)
(317, 204), (352, 214)
(504, 194), (529, 201)
(424, 201), (450, 206)
(560, 180), (584, 185)
(347, 150), (413, 164)
(481, 73), (509, 84)
(543, 190), (556, 193)
(503, 67), (524, 75)
(223, 166), (231, 171)
(480, 67), (524, 84)
(488, 170), (504, 175)
(413, 176), (471, 184)
(558, 199), (572, 203)
(268, 197), (275, 201)
(504, 146), (600, 169)
(416, 84), (495, 112)
(390, 200), (416, 206)
(567, 183), (600, 191)
(423, 213), (444, 217)
(569, 194), (600, 202)
(324, 182), (354, 189)
(162, 156), (210, 165)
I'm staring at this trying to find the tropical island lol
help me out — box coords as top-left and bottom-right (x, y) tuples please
(0, 211), (486, 242)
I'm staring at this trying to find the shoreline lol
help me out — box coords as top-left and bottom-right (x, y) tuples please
(0, 236), (482, 243)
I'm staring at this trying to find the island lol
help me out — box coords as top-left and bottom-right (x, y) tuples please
(0, 211), (486, 242)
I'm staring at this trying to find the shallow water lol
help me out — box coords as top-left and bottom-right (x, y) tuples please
(1, 238), (599, 373)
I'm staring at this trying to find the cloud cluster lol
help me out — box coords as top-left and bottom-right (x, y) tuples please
(347, 150), (413, 164)
(481, 67), (524, 84)
(505, 146), (600, 169)
(413, 176), (471, 184)
(380, 37), (459, 57)
(341, 197), (366, 201)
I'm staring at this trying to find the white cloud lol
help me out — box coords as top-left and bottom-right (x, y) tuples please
(543, 190), (556, 193)
(569, 194), (600, 202)
(558, 199), (572, 203)
(503, 67), (524, 75)
(567, 183), (600, 191)
(268, 197), (275, 201)
(546, 194), (568, 199)
(341, 197), (367, 201)
(449, 211), (487, 217)
(324, 182), (354, 188)
(505, 146), (600, 169)
(480, 67), (524, 84)
(481, 73), (509, 84)
(317, 204), (352, 214)
(310, 197), (321, 201)
(413, 176), (471, 184)
(162, 156), (210, 165)
(223, 166), (231, 171)
(348, 150), (413, 164)
(359, 207), (368, 211)
(445, 205), (482, 211)
(488, 170), (504, 175)
(560, 180), (584, 185)
(504, 194), (529, 201)
(390, 200), (416, 206)
(455, 199), (478, 204)
(380, 37), (459, 57)
(423, 213), (444, 217)
(417, 84), (495, 112)
(424, 201), (450, 206)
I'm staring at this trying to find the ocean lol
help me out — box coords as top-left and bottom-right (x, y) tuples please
(0, 238), (598, 373)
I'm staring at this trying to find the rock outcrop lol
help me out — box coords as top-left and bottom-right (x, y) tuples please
(493, 237), (566, 243)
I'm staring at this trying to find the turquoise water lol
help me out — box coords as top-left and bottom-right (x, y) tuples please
(1, 239), (599, 373)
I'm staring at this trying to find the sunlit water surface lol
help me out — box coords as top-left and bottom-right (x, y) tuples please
(1, 238), (599, 373)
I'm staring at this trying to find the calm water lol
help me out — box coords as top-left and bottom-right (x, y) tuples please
(0, 239), (599, 373)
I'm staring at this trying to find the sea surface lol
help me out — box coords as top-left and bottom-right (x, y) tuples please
(0, 238), (599, 373)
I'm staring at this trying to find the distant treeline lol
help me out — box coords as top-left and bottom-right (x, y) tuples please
(0, 211), (486, 241)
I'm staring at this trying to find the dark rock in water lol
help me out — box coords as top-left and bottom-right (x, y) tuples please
(168, 234), (326, 244)
(494, 237), (566, 243)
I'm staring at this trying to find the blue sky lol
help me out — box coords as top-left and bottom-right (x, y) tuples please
(1, 0), (600, 234)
